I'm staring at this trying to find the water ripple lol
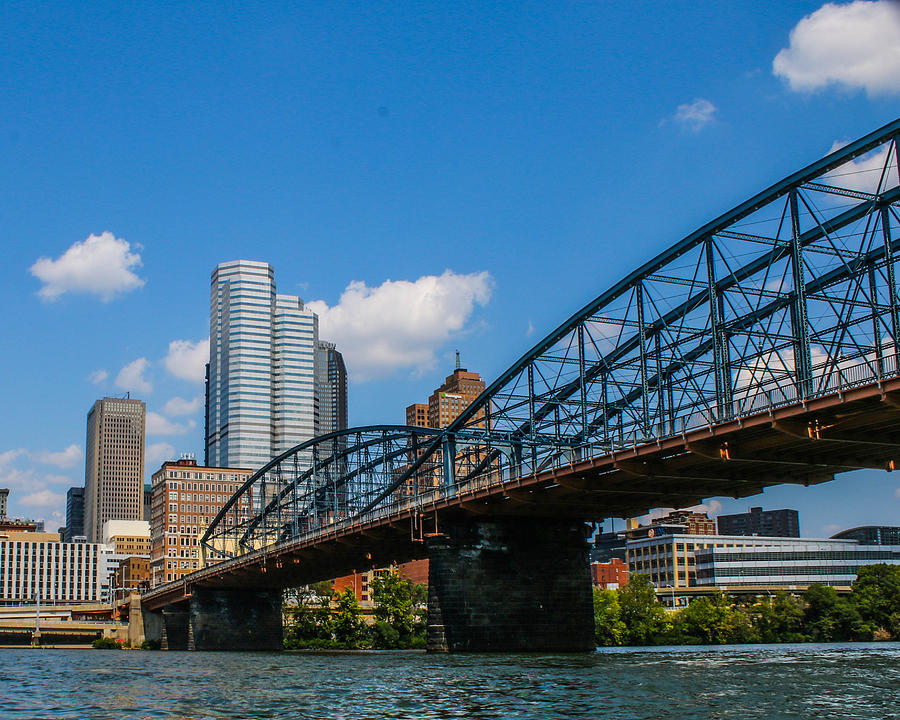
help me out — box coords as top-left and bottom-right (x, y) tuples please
(0, 643), (898, 719)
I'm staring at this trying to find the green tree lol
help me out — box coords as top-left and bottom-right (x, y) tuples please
(370, 571), (427, 648)
(749, 591), (805, 643)
(283, 585), (333, 645)
(675, 592), (756, 645)
(617, 574), (670, 645)
(331, 587), (366, 646)
(803, 584), (871, 642)
(851, 564), (900, 638)
(593, 588), (626, 646)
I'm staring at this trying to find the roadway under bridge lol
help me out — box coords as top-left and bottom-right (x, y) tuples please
(143, 118), (900, 652)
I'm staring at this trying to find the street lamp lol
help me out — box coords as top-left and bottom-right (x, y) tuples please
(663, 583), (677, 609)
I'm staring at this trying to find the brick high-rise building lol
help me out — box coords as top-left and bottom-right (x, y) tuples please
(404, 356), (485, 431)
(149, 456), (253, 586)
(83, 397), (146, 543)
(427, 365), (486, 429)
(405, 403), (428, 428)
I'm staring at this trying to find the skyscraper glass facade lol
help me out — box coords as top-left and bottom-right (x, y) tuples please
(206, 260), (330, 473)
(315, 340), (348, 435)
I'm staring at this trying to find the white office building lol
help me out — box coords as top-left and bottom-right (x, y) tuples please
(206, 260), (343, 473)
(627, 528), (900, 592)
(0, 532), (112, 605)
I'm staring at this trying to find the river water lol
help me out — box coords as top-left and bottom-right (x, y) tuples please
(1, 643), (898, 719)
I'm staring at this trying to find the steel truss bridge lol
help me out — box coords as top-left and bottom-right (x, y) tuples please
(149, 118), (900, 606)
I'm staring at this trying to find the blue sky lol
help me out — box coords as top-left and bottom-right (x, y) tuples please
(2, 0), (899, 535)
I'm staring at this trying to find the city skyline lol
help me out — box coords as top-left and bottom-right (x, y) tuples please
(2, 1), (900, 536)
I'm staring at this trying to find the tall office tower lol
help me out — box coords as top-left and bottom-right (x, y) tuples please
(315, 341), (348, 435)
(65, 487), (85, 541)
(83, 397), (146, 543)
(0, 488), (7, 519)
(206, 260), (321, 471)
(272, 293), (318, 453)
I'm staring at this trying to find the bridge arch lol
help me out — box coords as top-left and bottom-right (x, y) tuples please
(203, 118), (900, 558)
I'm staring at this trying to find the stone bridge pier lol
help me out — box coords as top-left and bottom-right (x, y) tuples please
(143, 589), (282, 651)
(426, 517), (595, 652)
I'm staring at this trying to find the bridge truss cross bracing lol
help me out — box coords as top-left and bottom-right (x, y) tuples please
(202, 118), (900, 561)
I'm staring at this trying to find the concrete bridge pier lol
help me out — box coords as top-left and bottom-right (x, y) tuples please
(426, 517), (594, 652)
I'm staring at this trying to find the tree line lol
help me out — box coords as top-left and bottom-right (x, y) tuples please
(283, 573), (427, 650)
(594, 564), (900, 646)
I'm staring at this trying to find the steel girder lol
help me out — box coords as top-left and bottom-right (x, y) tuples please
(203, 118), (900, 557)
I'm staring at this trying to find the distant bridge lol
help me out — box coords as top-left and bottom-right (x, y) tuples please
(144, 118), (900, 652)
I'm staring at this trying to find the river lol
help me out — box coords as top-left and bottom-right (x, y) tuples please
(1, 643), (898, 719)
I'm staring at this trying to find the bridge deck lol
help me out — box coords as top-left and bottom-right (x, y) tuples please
(144, 377), (900, 610)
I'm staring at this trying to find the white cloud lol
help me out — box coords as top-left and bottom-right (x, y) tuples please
(773, 1), (900, 95)
(163, 395), (204, 416)
(526, 320), (535, 337)
(146, 411), (196, 436)
(163, 339), (209, 382)
(0, 449), (27, 467)
(115, 357), (152, 395)
(89, 369), (109, 385)
(18, 489), (66, 511)
(30, 231), (145, 302)
(33, 444), (82, 469)
(825, 142), (897, 194)
(691, 499), (723, 517)
(0, 455), (71, 524)
(672, 98), (717, 132)
(146, 442), (176, 468)
(307, 270), (493, 381)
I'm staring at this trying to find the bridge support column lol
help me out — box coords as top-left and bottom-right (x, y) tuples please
(188, 588), (283, 651)
(426, 518), (594, 652)
(161, 603), (191, 650)
(127, 594), (146, 647)
(141, 606), (164, 648)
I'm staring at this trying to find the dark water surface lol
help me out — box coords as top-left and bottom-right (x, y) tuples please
(1, 644), (898, 719)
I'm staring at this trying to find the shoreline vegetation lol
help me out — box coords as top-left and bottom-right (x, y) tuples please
(282, 574), (428, 651)
(594, 565), (900, 646)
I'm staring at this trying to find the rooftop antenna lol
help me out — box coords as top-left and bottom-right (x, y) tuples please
(455, 350), (461, 370)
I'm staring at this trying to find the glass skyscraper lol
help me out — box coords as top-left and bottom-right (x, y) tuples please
(206, 260), (344, 472)
(315, 340), (348, 436)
